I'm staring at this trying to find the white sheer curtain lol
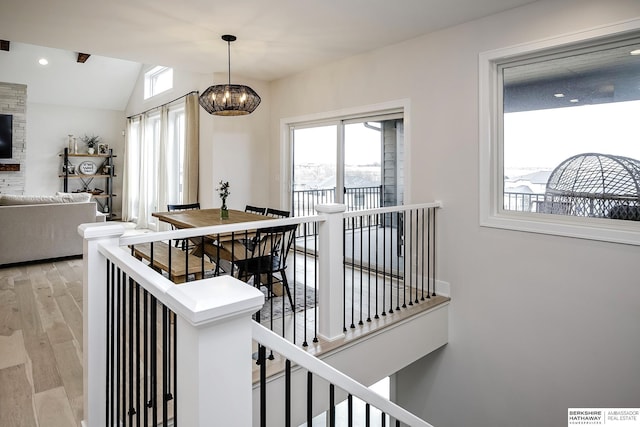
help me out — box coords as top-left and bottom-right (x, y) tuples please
(122, 93), (199, 230)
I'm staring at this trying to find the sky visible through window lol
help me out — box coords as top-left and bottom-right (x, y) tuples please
(504, 100), (640, 179)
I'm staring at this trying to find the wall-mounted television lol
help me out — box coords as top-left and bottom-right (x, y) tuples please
(0, 114), (12, 159)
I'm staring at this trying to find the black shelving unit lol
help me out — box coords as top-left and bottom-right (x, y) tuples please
(60, 147), (117, 219)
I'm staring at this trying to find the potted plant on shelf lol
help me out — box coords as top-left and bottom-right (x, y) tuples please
(81, 134), (101, 154)
(217, 180), (231, 219)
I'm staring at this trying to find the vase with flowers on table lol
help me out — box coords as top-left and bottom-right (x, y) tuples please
(217, 180), (230, 219)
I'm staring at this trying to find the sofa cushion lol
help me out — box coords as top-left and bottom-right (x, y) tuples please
(0, 193), (92, 205)
(56, 192), (93, 203)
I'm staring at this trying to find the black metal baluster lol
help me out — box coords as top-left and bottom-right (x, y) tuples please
(307, 372), (313, 426)
(302, 228), (307, 346)
(396, 212), (401, 311)
(427, 208), (431, 299)
(118, 271), (127, 425)
(367, 214), (372, 322)
(106, 261), (112, 426)
(313, 223), (318, 343)
(329, 384), (335, 427)
(366, 403), (371, 427)
(421, 208), (426, 301)
(150, 296), (158, 427)
(351, 217), (356, 328)
(128, 277), (135, 425)
(184, 236), (189, 282)
(388, 213), (394, 314)
(414, 209), (420, 304)
(382, 411), (387, 426)
(406, 210), (412, 308)
(433, 207), (437, 297)
(259, 345), (267, 427)
(382, 212), (386, 317)
(115, 266), (121, 426)
(173, 310), (177, 425)
(359, 215), (364, 326)
(143, 287), (149, 426)
(285, 359), (291, 427)
(374, 213), (379, 320)
(135, 282), (141, 427)
(162, 306), (168, 426)
(343, 218), (347, 332)
(403, 210), (408, 309)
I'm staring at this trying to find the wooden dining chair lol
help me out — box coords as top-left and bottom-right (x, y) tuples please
(167, 202), (201, 249)
(265, 207), (290, 218)
(234, 223), (298, 308)
(245, 205), (267, 215)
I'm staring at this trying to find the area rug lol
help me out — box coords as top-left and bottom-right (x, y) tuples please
(254, 280), (317, 322)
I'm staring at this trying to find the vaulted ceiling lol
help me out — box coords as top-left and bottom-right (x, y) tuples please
(0, 0), (539, 109)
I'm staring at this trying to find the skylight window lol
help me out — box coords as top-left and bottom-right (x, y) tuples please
(144, 66), (173, 99)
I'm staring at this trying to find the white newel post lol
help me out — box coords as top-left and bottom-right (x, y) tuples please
(79, 222), (126, 427)
(168, 276), (264, 426)
(315, 203), (346, 341)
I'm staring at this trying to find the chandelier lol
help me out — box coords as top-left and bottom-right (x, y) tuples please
(199, 35), (261, 116)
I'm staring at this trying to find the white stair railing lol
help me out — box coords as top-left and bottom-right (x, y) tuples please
(252, 322), (435, 427)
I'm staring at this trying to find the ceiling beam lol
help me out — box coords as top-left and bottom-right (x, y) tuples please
(0, 40), (9, 51)
(77, 52), (90, 63)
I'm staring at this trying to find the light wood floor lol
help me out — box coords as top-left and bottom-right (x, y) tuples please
(0, 256), (449, 427)
(0, 258), (84, 427)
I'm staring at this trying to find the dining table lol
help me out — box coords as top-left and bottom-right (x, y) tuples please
(152, 208), (274, 272)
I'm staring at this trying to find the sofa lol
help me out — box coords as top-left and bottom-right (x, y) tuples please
(0, 193), (106, 265)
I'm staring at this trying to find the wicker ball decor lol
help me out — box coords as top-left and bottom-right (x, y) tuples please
(542, 153), (640, 220)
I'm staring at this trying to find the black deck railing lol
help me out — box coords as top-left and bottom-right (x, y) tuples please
(504, 191), (546, 212)
(105, 260), (177, 426)
(293, 186), (383, 217)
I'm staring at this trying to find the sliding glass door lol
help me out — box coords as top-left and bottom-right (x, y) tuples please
(291, 114), (403, 217)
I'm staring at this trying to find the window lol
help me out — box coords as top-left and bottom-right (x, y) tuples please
(144, 66), (173, 99)
(290, 113), (403, 217)
(479, 20), (640, 245)
(124, 104), (186, 229)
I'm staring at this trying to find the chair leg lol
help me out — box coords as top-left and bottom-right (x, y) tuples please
(280, 274), (294, 309)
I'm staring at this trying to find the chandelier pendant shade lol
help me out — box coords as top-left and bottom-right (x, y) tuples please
(199, 34), (261, 116)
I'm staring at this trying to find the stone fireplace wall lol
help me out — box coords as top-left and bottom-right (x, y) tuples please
(0, 82), (26, 194)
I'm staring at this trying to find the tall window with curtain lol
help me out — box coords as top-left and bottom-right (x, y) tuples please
(122, 92), (199, 229)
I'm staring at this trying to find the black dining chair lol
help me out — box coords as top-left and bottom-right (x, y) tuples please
(167, 202), (201, 249)
(235, 223), (298, 308)
(245, 205), (267, 215)
(265, 207), (290, 218)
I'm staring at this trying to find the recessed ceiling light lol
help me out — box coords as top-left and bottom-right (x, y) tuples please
(570, 99), (579, 103)
(554, 93), (565, 98)
(630, 49), (640, 56)
(38, 58), (49, 65)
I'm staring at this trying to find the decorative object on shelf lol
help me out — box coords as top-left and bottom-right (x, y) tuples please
(98, 143), (109, 155)
(217, 180), (230, 219)
(67, 134), (75, 154)
(199, 35), (261, 116)
(81, 134), (101, 154)
(62, 164), (76, 175)
(78, 160), (97, 175)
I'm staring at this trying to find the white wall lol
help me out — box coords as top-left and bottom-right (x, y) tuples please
(25, 103), (125, 214)
(199, 74), (270, 211)
(268, 1), (640, 426)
